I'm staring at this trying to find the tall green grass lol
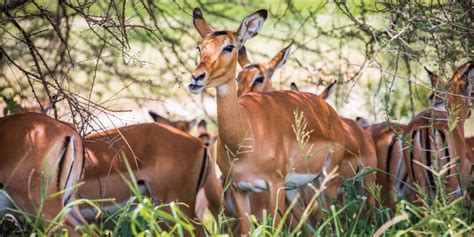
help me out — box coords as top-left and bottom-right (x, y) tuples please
(1, 161), (472, 236)
(1, 119), (472, 236)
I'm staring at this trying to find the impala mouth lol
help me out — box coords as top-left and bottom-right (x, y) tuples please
(188, 83), (204, 94)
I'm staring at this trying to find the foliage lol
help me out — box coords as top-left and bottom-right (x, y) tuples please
(1, 1), (472, 130)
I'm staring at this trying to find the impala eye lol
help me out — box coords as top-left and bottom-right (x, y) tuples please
(253, 76), (264, 85)
(222, 45), (235, 53)
(196, 46), (200, 52)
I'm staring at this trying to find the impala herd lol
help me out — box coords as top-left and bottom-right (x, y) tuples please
(0, 8), (472, 236)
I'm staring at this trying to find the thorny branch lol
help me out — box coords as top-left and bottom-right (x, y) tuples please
(0, 0), (471, 134)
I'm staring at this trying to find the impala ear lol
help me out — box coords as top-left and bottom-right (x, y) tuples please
(236, 9), (267, 48)
(320, 81), (336, 100)
(188, 119), (197, 130)
(149, 111), (170, 124)
(197, 119), (208, 134)
(238, 47), (251, 68)
(193, 8), (213, 37)
(424, 66), (449, 106)
(424, 66), (440, 88)
(355, 117), (370, 129)
(268, 42), (292, 71)
(290, 82), (299, 91)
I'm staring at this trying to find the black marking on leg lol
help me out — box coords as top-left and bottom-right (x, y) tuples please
(424, 128), (435, 191)
(386, 137), (397, 181)
(196, 147), (209, 193)
(439, 129), (450, 176)
(410, 131), (417, 180)
(57, 136), (71, 191)
(399, 173), (408, 191)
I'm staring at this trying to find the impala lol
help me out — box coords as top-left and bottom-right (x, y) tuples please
(285, 81), (377, 214)
(355, 117), (408, 208)
(194, 119), (224, 220)
(77, 122), (210, 235)
(352, 66), (459, 208)
(189, 8), (345, 233)
(237, 44), (377, 216)
(146, 113), (223, 222)
(0, 112), (86, 233)
(402, 62), (473, 201)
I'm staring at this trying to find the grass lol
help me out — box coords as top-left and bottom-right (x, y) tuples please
(0, 160), (472, 236)
(0, 113), (472, 236)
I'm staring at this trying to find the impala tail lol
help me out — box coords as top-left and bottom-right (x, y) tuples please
(386, 134), (409, 198)
(57, 135), (88, 226)
(196, 147), (211, 193)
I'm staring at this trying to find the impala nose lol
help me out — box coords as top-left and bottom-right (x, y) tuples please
(192, 73), (205, 83)
(189, 73), (206, 94)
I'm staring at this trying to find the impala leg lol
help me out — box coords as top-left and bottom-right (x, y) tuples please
(203, 165), (223, 220)
(362, 154), (378, 218)
(230, 187), (251, 235)
(363, 171), (377, 219)
(316, 176), (341, 220)
(268, 181), (285, 230)
(285, 187), (314, 234)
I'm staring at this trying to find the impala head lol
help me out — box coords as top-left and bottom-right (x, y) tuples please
(149, 111), (197, 133)
(446, 62), (474, 116)
(197, 119), (217, 147)
(424, 66), (447, 109)
(189, 8), (268, 94)
(236, 43), (292, 96)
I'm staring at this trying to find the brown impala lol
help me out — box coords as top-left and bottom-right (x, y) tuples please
(78, 122), (210, 236)
(188, 8), (345, 234)
(285, 81), (378, 216)
(146, 112), (223, 222)
(356, 117), (408, 209)
(0, 112), (87, 233)
(402, 62), (473, 202)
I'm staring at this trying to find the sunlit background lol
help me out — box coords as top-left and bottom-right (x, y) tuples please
(1, 0), (472, 134)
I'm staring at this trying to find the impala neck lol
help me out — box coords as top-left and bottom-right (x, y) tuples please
(215, 68), (251, 154)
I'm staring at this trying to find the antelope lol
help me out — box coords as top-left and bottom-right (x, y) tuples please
(148, 111), (197, 132)
(146, 113), (222, 222)
(0, 112), (87, 233)
(402, 62), (473, 202)
(189, 8), (345, 233)
(77, 122), (210, 235)
(194, 119), (224, 220)
(355, 117), (408, 209)
(285, 81), (377, 214)
(146, 113), (222, 221)
(425, 66), (474, 164)
(351, 65), (462, 208)
(236, 44), (377, 218)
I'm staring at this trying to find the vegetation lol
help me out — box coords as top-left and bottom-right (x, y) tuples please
(1, 153), (472, 235)
(0, 0), (472, 236)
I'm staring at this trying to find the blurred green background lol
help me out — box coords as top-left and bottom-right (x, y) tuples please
(0, 0), (472, 134)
